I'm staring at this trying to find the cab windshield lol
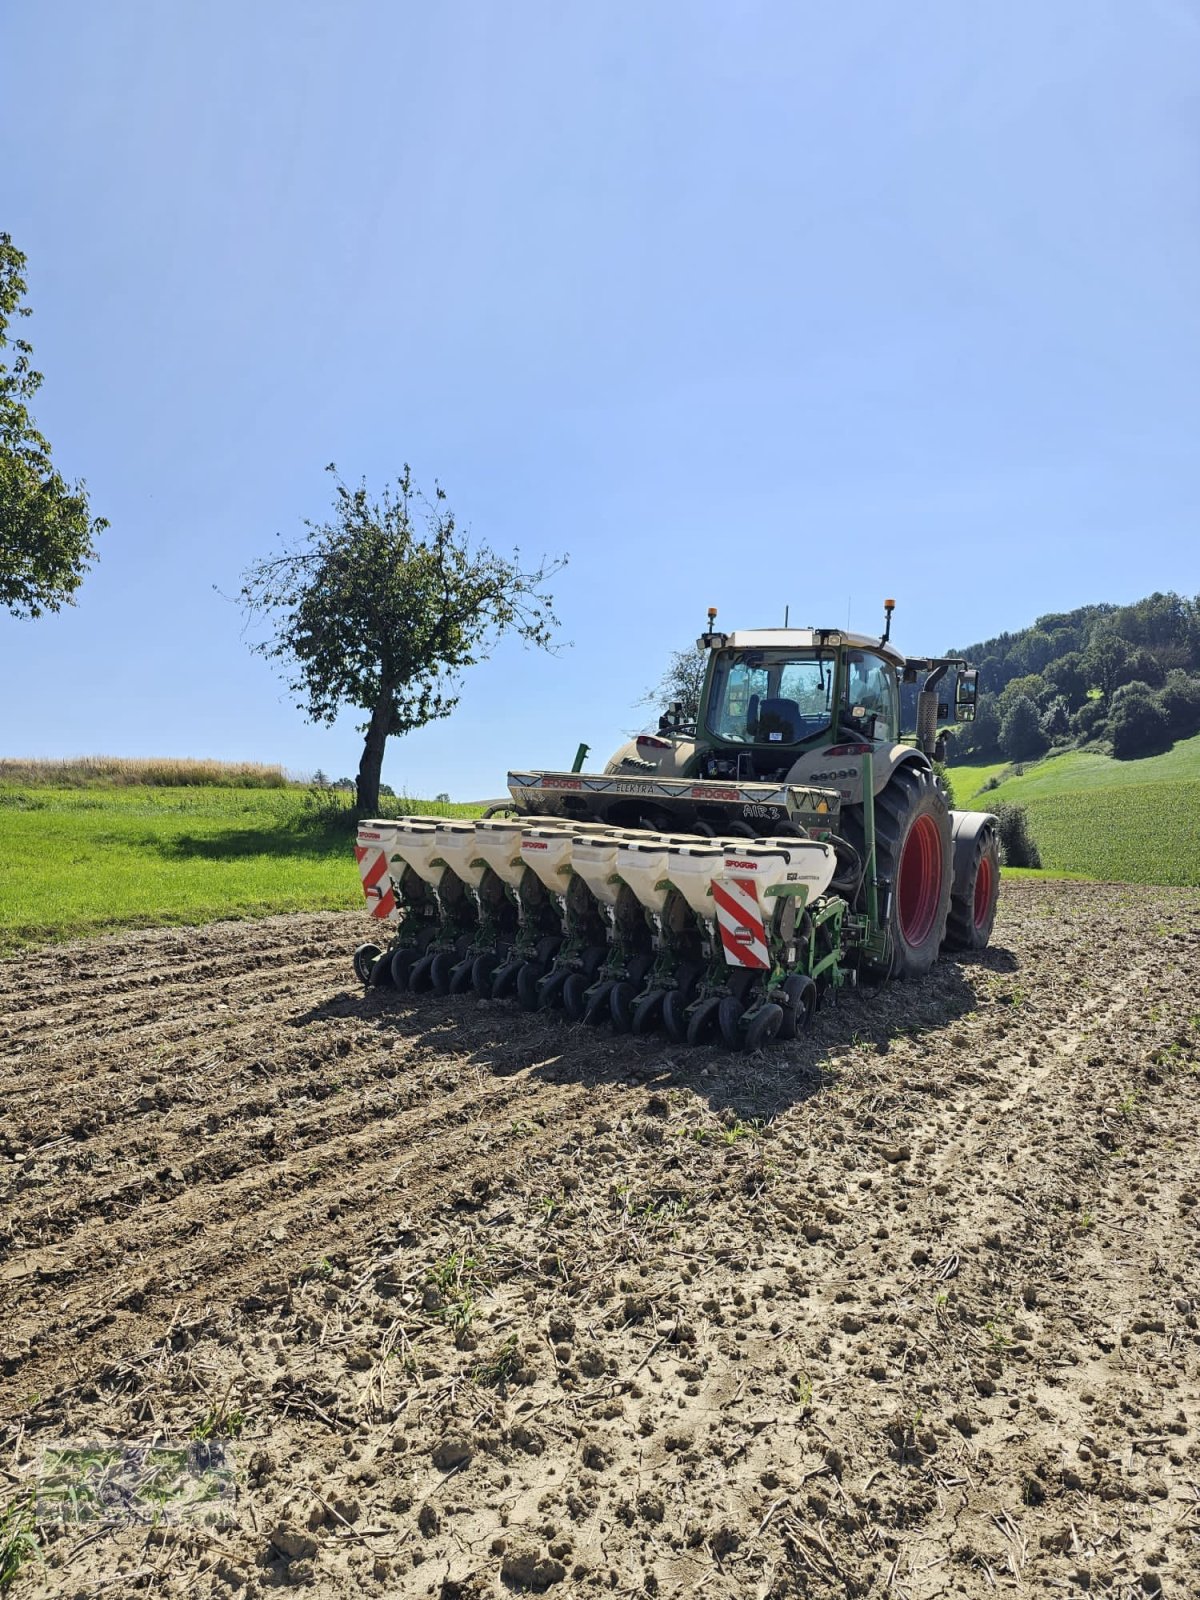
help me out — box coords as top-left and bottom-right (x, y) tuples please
(704, 650), (835, 745)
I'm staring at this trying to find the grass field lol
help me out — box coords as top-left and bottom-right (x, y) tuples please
(948, 732), (1200, 886)
(0, 788), (482, 953)
(5, 732), (1196, 953)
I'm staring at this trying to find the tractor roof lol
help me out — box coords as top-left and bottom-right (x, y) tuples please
(716, 628), (907, 668)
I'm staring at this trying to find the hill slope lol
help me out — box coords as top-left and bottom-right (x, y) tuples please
(949, 733), (1200, 886)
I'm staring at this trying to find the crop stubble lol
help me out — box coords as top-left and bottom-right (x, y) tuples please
(1, 883), (1199, 1598)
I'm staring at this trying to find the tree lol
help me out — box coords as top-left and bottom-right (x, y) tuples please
(1071, 698), (1107, 741)
(1160, 670), (1200, 742)
(1107, 681), (1169, 760)
(240, 466), (566, 813)
(638, 645), (708, 721)
(1, 234), (105, 617)
(1039, 697), (1071, 742)
(1083, 631), (1128, 706)
(1045, 651), (1090, 712)
(999, 694), (1047, 762)
(996, 673), (1049, 719)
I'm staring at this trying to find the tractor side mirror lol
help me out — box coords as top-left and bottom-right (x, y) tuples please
(956, 670), (978, 722)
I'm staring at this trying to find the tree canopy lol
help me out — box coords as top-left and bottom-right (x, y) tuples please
(950, 591), (1200, 763)
(240, 466), (566, 811)
(1, 233), (104, 618)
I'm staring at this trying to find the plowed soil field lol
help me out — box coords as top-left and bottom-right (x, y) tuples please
(3, 882), (1200, 1599)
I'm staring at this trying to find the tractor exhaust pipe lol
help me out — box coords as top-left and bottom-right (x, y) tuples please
(916, 664), (950, 758)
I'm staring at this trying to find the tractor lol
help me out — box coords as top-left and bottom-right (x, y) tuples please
(507, 600), (1000, 977)
(353, 601), (1001, 1048)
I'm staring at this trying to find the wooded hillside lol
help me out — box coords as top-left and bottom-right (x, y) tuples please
(946, 591), (1200, 762)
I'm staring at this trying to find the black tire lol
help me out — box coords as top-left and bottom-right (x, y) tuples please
(516, 962), (542, 1011)
(448, 958), (475, 995)
(353, 943), (381, 985)
(845, 763), (951, 979)
(491, 958), (523, 1000)
(631, 989), (666, 1036)
(472, 951), (500, 996)
(744, 1003), (784, 1051)
(584, 980), (616, 1027)
(390, 946), (420, 989)
(368, 948), (394, 988)
(718, 995), (744, 1048)
(662, 989), (689, 1043)
(776, 974), (816, 1041)
(430, 951), (456, 994)
(562, 971), (589, 1020)
(538, 968), (570, 1009)
(944, 826), (1001, 951)
(686, 996), (722, 1047)
(609, 981), (637, 1033)
(408, 952), (437, 993)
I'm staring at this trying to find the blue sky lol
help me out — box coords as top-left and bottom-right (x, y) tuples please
(2, 1), (1198, 797)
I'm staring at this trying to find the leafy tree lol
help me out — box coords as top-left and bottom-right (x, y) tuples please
(1039, 697), (1071, 742)
(999, 694), (1047, 762)
(240, 466), (566, 813)
(639, 645), (708, 722)
(1, 234), (105, 617)
(967, 692), (1001, 758)
(1071, 698), (1107, 741)
(1045, 651), (1089, 711)
(1124, 646), (1164, 690)
(1083, 631), (1128, 705)
(992, 802), (1041, 868)
(997, 673), (1049, 718)
(1010, 628), (1057, 676)
(1160, 670), (1200, 742)
(1107, 681), (1170, 760)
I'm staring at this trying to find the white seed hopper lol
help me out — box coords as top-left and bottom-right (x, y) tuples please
(390, 819), (444, 886)
(519, 827), (579, 898)
(663, 840), (733, 920)
(431, 819), (488, 889)
(615, 835), (675, 915)
(716, 838), (838, 903)
(569, 830), (644, 909)
(471, 819), (528, 889)
(356, 819), (399, 856)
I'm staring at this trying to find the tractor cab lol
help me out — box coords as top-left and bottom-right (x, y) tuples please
(690, 631), (904, 783)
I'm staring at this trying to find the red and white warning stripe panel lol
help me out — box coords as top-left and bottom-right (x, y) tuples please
(712, 873), (770, 970)
(355, 840), (397, 920)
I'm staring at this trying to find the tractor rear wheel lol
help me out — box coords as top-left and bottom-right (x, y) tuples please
(944, 826), (1001, 950)
(849, 764), (952, 979)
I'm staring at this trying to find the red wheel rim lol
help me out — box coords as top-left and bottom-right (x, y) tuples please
(973, 855), (994, 929)
(897, 814), (942, 947)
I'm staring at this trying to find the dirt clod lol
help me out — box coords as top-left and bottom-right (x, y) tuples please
(499, 1545), (567, 1589)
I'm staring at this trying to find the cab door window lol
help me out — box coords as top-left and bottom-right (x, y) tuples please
(844, 652), (899, 740)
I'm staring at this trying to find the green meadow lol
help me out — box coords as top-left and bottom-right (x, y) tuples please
(948, 732), (1200, 887)
(0, 786), (482, 953)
